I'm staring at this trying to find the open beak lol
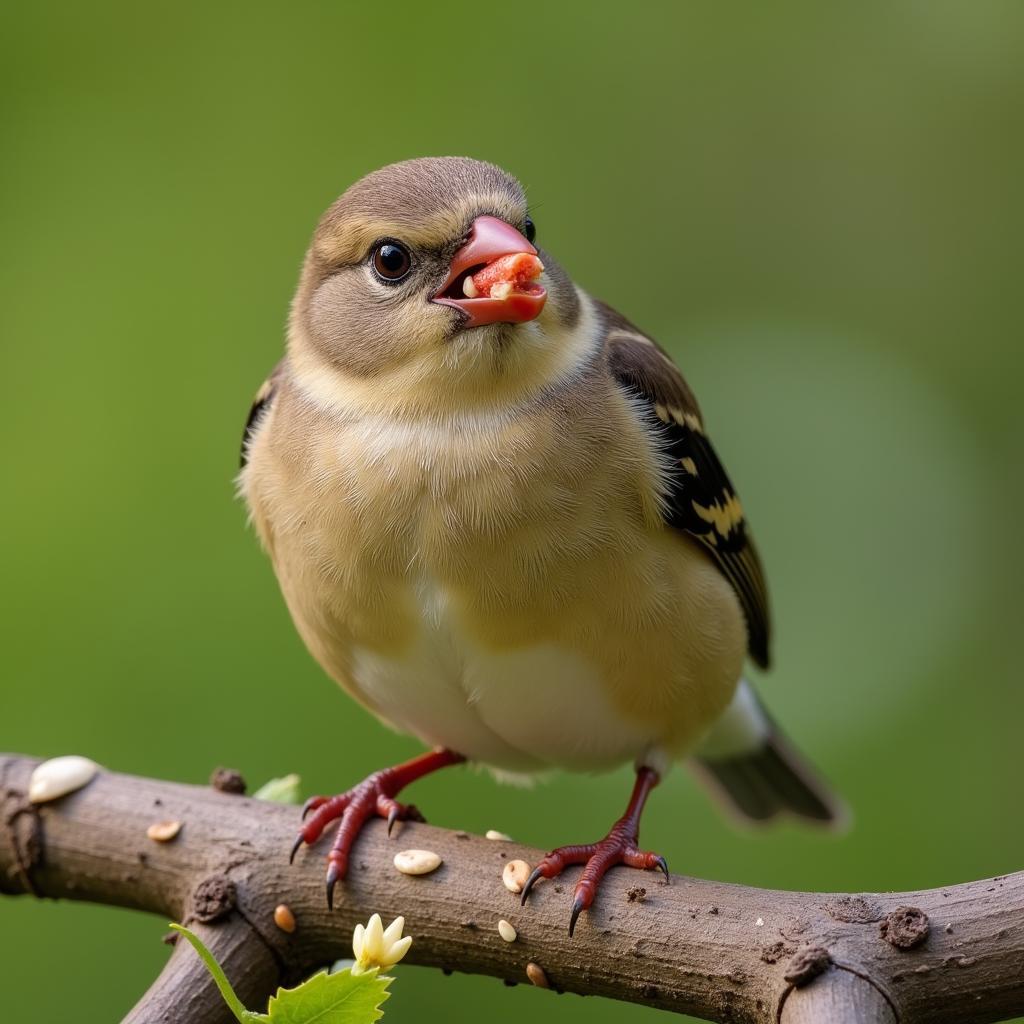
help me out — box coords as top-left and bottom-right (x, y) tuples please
(433, 215), (547, 328)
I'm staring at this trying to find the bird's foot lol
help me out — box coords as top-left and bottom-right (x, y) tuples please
(289, 748), (464, 909)
(521, 766), (667, 936)
(521, 830), (668, 936)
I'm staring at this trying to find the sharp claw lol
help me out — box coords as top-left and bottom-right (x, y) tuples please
(387, 805), (399, 837)
(289, 834), (304, 865)
(655, 855), (670, 883)
(568, 895), (585, 938)
(521, 866), (544, 906)
(326, 864), (338, 910)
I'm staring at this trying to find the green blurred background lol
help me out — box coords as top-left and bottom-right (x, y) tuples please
(3, 3), (1022, 1021)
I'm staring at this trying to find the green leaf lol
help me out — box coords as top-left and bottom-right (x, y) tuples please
(170, 923), (391, 1024)
(266, 968), (392, 1024)
(252, 773), (303, 804)
(168, 924), (269, 1023)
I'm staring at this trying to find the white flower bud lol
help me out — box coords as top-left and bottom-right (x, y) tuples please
(351, 914), (413, 974)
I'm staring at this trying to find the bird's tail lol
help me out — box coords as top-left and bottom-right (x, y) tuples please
(689, 680), (847, 828)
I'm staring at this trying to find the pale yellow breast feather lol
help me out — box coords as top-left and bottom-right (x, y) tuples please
(242, 295), (745, 771)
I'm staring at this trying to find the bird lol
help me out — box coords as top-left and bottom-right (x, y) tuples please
(239, 157), (843, 936)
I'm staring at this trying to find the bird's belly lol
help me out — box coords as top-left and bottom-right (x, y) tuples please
(348, 579), (656, 776)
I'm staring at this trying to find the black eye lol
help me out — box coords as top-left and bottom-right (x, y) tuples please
(372, 242), (412, 282)
(524, 215), (536, 244)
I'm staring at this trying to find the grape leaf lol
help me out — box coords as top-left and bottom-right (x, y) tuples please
(266, 969), (391, 1023)
(170, 924), (392, 1024)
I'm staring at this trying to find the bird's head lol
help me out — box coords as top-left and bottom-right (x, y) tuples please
(288, 157), (584, 417)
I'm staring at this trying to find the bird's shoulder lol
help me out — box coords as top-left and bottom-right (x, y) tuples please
(595, 301), (772, 668)
(239, 359), (286, 468)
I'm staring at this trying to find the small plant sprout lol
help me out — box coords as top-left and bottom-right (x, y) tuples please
(352, 914), (413, 976)
(170, 915), (406, 1023)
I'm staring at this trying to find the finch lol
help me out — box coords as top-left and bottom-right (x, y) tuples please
(240, 157), (843, 935)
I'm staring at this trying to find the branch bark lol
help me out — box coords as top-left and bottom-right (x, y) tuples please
(2, 753), (1022, 1024)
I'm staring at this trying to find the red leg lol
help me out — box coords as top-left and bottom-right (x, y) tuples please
(290, 748), (465, 908)
(521, 767), (668, 936)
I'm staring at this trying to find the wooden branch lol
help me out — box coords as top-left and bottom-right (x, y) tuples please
(2, 754), (1022, 1024)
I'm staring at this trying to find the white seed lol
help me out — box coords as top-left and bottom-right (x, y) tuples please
(394, 849), (442, 875)
(756, 917), (764, 927)
(147, 820), (182, 842)
(28, 756), (99, 804)
(485, 829), (513, 841)
(491, 281), (513, 300)
(498, 919), (517, 943)
(502, 859), (531, 894)
(462, 276), (479, 298)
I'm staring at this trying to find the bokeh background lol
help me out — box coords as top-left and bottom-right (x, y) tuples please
(3, 3), (1022, 1021)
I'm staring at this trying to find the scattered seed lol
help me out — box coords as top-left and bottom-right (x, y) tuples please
(486, 830), (513, 841)
(28, 756), (99, 804)
(147, 820), (182, 843)
(498, 919), (517, 943)
(394, 849), (442, 875)
(755, 917), (764, 927)
(274, 904), (296, 933)
(503, 859), (531, 894)
(526, 962), (549, 988)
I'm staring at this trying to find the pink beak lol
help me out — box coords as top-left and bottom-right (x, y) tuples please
(433, 215), (547, 328)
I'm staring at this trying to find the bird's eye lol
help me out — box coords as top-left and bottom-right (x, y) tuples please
(371, 242), (412, 282)
(524, 215), (536, 244)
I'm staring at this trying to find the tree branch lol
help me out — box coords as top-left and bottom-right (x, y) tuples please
(2, 754), (1022, 1024)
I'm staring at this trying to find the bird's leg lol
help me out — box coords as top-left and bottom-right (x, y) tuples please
(290, 747), (465, 908)
(521, 766), (668, 936)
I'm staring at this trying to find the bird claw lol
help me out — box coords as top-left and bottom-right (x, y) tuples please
(325, 860), (339, 911)
(568, 895), (586, 938)
(520, 866), (546, 906)
(286, 749), (464, 909)
(302, 795), (330, 821)
(288, 772), (423, 906)
(521, 835), (668, 936)
(654, 854), (670, 883)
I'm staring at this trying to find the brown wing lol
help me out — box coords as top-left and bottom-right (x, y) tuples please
(239, 361), (284, 468)
(605, 318), (772, 669)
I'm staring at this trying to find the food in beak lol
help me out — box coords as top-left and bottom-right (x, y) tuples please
(462, 252), (545, 300)
(433, 215), (548, 327)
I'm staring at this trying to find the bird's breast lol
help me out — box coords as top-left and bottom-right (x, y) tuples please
(243, 378), (745, 772)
